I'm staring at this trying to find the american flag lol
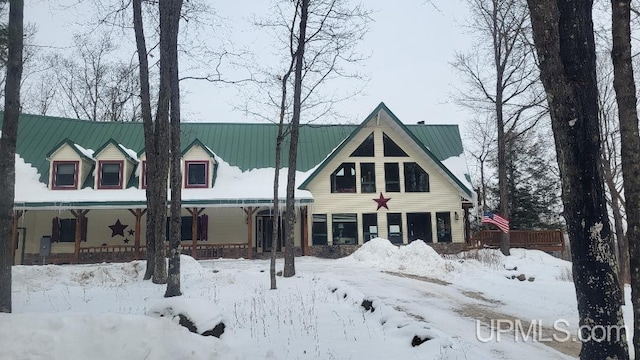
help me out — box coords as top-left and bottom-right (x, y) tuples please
(482, 211), (510, 233)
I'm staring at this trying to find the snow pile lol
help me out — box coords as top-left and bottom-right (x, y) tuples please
(349, 238), (453, 277)
(147, 297), (225, 335)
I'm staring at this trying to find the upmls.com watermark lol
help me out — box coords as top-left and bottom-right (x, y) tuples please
(476, 319), (628, 343)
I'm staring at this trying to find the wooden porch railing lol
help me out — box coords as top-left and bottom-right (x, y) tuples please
(475, 230), (565, 255)
(77, 243), (248, 264)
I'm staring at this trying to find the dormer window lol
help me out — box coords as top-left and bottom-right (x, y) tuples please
(52, 161), (79, 189)
(98, 160), (124, 189)
(185, 161), (208, 188)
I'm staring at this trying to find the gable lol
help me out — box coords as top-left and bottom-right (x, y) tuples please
(299, 103), (473, 200)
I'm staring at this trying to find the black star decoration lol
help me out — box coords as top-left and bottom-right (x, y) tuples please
(109, 219), (128, 237)
(128, 229), (135, 236)
(373, 193), (391, 210)
(123, 238), (130, 244)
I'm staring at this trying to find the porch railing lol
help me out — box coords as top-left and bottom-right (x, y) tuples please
(77, 243), (248, 264)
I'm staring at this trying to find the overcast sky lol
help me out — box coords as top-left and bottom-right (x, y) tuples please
(25, 0), (474, 130)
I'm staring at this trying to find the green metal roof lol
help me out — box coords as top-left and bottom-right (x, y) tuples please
(5, 106), (467, 189)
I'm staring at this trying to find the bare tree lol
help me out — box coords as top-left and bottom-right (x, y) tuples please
(165, 0), (183, 298)
(527, 0), (628, 357)
(610, 0), (640, 354)
(43, 33), (140, 121)
(0, 0), (23, 313)
(133, 0), (168, 284)
(454, 0), (546, 255)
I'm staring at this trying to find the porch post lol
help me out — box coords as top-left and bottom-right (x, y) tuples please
(129, 209), (147, 260)
(71, 209), (89, 264)
(244, 207), (257, 259)
(11, 210), (23, 265)
(186, 208), (204, 259)
(301, 206), (309, 256)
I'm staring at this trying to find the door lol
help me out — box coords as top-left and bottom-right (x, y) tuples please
(256, 210), (283, 252)
(407, 213), (431, 243)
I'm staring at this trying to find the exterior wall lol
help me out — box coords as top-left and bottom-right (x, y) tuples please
(49, 145), (91, 189)
(305, 114), (465, 245)
(19, 205), (303, 261)
(94, 144), (135, 189)
(182, 146), (215, 188)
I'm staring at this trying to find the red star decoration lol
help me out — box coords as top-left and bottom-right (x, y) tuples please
(108, 219), (128, 237)
(373, 193), (391, 210)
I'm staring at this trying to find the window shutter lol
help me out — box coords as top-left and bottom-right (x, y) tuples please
(199, 214), (208, 241)
(81, 216), (88, 242)
(52, 217), (60, 242)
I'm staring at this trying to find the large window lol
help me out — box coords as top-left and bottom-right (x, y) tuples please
(312, 214), (328, 245)
(351, 133), (374, 157)
(331, 163), (356, 193)
(52, 161), (78, 189)
(436, 212), (452, 243)
(332, 213), (358, 245)
(384, 163), (400, 192)
(362, 213), (378, 242)
(360, 163), (376, 193)
(408, 212), (432, 243)
(387, 213), (403, 244)
(383, 133), (408, 157)
(404, 162), (429, 192)
(98, 161), (123, 189)
(185, 161), (208, 188)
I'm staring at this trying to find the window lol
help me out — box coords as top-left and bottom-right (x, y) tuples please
(59, 219), (76, 242)
(185, 161), (208, 188)
(351, 133), (374, 156)
(52, 161), (78, 189)
(383, 133), (408, 157)
(331, 163), (356, 193)
(362, 213), (378, 242)
(98, 161), (123, 189)
(360, 163), (376, 193)
(384, 163), (400, 192)
(408, 212), (432, 243)
(332, 213), (358, 245)
(312, 214), (328, 245)
(404, 162), (429, 192)
(387, 213), (402, 244)
(166, 215), (208, 241)
(436, 212), (452, 243)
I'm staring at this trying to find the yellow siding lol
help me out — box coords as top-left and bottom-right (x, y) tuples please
(94, 144), (136, 189)
(49, 144), (90, 189)
(305, 113), (465, 244)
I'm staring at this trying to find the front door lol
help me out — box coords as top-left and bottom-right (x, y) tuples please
(257, 211), (283, 252)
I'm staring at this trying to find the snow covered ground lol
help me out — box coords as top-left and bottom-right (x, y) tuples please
(1, 238), (630, 359)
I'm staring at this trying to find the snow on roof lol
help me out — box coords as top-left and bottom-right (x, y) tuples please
(73, 143), (94, 159)
(442, 154), (476, 202)
(118, 143), (139, 162)
(14, 151), (312, 208)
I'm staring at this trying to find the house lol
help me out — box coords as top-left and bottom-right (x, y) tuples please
(9, 103), (475, 265)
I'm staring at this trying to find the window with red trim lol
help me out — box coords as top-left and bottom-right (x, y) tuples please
(98, 160), (124, 189)
(185, 161), (209, 188)
(52, 161), (79, 189)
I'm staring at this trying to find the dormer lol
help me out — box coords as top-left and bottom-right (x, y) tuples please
(92, 139), (139, 190)
(182, 139), (217, 189)
(46, 139), (95, 190)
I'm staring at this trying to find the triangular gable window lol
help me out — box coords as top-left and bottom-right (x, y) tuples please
(351, 133), (374, 157)
(383, 133), (408, 157)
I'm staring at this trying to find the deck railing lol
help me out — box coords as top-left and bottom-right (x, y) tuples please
(77, 243), (248, 263)
(475, 230), (565, 255)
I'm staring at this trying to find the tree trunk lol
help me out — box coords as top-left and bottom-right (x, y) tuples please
(164, 0), (183, 298)
(283, 0), (309, 278)
(610, 0), (640, 355)
(527, 0), (628, 358)
(0, 0), (23, 314)
(496, 62), (510, 256)
(133, 0), (156, 281)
